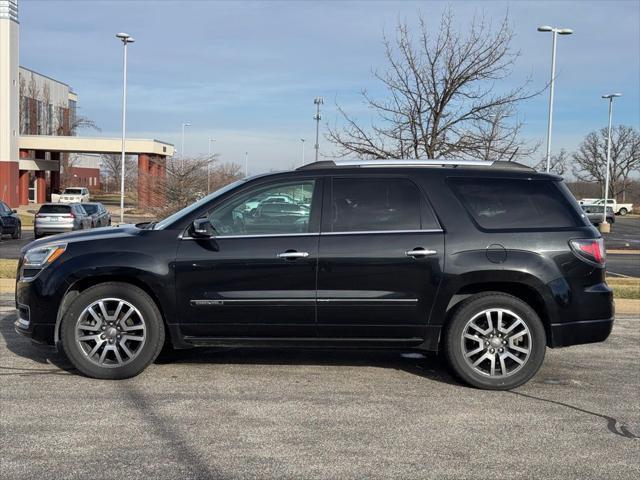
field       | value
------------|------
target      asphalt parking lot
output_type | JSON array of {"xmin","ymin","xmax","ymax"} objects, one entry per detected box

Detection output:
[{"xmin": 1, "ymin": 294, "xmax": 638, "ymax": 479}]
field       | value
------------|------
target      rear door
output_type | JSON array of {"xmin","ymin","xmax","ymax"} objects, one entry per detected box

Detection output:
[{"xmin": 317, "ymin": 175, "xmax": 444, "ymax": 342}]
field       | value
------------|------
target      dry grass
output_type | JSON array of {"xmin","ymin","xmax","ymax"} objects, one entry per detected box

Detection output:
[{"xmin": 0, "ymin": 259, "xmax": 18, "ymax": 279}]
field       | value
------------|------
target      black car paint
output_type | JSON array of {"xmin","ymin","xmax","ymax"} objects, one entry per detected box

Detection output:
[
  {"xmin": 0, "ymin": 201, "xmax": 21, "ymax": 237},
  {"xmin": 15, "ymin": 167, "xmax": 613, "ymax": 351}
]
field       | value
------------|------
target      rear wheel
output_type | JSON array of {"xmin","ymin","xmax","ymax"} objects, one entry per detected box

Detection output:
[
  {"xmin": 619, "ymin": 207, "xmax": 628, "ymax": 216},
  {"xmin": 60, "ymin": 282, "xmax": 165, "ymax": 379},
  {"xmin": 444, "ymin": 292, "xmax": 546, "ymax": 390}
]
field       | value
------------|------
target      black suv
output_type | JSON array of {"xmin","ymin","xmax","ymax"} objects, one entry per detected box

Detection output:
[{"xmin": 14, "ymin": 160, "xmax": 613, "ymax": 389}]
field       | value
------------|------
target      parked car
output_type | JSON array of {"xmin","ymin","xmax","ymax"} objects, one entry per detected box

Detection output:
[
  {"xmin": 0, "ymin": 200, "xmax": 21, "ymax": 239},
  {"xmin": 58, "ymin": 187, "xmax": 90, "ymax": 204},
  {"xmin": 589, "ymin": 198, "xmax": 633, "ymax": 216},
  {"xmin": 81, "ymin": 202, "xmax": 111, "ymax": 228},
  {"xmin": 582, "ymin": 205, "xmax": 615, "ymax": 226},
  {"xmin": 33, "ymin": 203, "xmax": 92, "ymax": 239},
  {"xmin": 15, "ymin": 160, "xmax": 613, "ymax": 389}
]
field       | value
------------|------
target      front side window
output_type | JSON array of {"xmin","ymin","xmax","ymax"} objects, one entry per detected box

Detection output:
[
  {"xmin": 330, "ymin": 178, "xmax": 429, "ymax": 232},
  {"xmin": 208, "ymin": 181, "xmax": 316, "ymax": 236}
]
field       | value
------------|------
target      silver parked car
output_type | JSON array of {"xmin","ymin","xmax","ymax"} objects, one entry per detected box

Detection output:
[
  {"xmin": 581, "ymin": 205, "xmax": 615, "ymax": 226},
  {"xmin": 34, "ymin": 203, "xmax": 92, "ymax": 239},
  {"xmin": 81, "ymin": 202, "xmax": 112, "ymax": 228}
]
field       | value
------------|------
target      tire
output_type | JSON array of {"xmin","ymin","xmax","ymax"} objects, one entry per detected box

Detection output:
[
  {"xmin": 444, "ymin": 292, "xmax": 546, "ymax": 390},
  {"xmin": 60, "ymin": 282, "xmax": 165, "ymax": 379},
  {"xmin": 12, "ymin": 222, "xmax": 21, "ymax": 239},
  {"xmin": 618, "ymin": 208, "xmax": 627, "ymax": 216},
  {"xmin": 34, "ymin": 230, "xmax": 42, "ymax": 239}
]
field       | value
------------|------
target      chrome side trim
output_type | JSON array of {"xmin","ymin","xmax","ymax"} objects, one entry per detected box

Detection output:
[
  {"xmin": 190, "ymin": 298, "xmax": 417, "ymax": 305},
  {"xmin": 321, "ymin": 229, "xmax": 443, "ymax": 235},
  {"xmin": 181, "ymin": 232, "xmax": 318, "ymax": 240},
  {"xmin": 317, "ymin": 298, "xmax": 418, "ymax": 303}
]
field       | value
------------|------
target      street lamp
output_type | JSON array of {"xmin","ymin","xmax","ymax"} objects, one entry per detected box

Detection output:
[
  {"xmin": 313, "ymin": 97, "xmax": 323, "ymax": 163},
  {"xmin": 300, "ymin": 138, "xmax": 306, "ymax": 166},
  {"xmin": 244, "ymin": 151, "xmax": 248, "ymax": 177},
  {"xmin": 600, "ymin": 93, "xmax": 622, "ymax": 232},
  {"xmin": 538, "ymin": 25, "xmax": 573, "ymax": 173},
  {"xmin": 181, "ymin": 122, "xmax": 191, "ymax": 168},
  {"xmin": 207, "ymin": 137, "xmax": 215, "ymax": 193},
  {"xmin": 116, "ymin": 32, "xmax": 134, "ymax": 224}
]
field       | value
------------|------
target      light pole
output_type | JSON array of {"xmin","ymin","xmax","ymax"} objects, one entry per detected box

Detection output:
[
  {"xmin": 207, "ymin": 137, "xmax": 215, "ymax": 193},
  {"xmin": 538, "ymin": 25, "xmax": 573, "ymax": 173},
  {"xmin": 244, "ymin": 151, "xmax": 248, "ymax": 177},
  {"xmin": 313, "ymin": 97, "xmax": 323, "ymax": 163},
  {"xmin": 116, "ymin": 32, "xmax": 134, "ymax": 224},
  {"xmin": 300, "ymin": 138, "xmax": 306, "ymax": 166},
  {"xmin": 600, "ymin": 93, "xmax": 622, "ymax": 231},
  {"xmin": 181, "ymin": 122, "xmax": 191, "ymax": 168}
]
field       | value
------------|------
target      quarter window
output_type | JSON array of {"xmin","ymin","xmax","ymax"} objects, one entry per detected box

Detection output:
[
  {"xmin": 330, "ymin": 178, "xmax": 431, "ymax": 232},
  {"xmin": 449, "ymin": 178, "xmax": 581, "ymax": 229},
  {"xmin": 208, "ymin": 181, "xmax": 316, "ymax": 236}
]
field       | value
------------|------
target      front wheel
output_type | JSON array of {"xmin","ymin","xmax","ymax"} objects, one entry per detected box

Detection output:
[
  {"xmin": 60, "ymin": 282, "xmax": 165, "ymax": 379},
  {"xmin": 444, "ymin": 292, "xmax": 546, "ymax": 390},
  {"xmin": 12, "ymin": 223, "xmax": 21, "ymax": 239}
]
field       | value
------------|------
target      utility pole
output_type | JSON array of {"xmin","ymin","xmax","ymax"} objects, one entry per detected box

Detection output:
[
  {"xmin": 300, "ymin": 138, "xmax": 305, "ymax": 166},
  {"xmin": 313, "ymin": 97, "xmax": 323, "ymax": 163},
  {"xmin": 116, "ymin": 32, "xmax": 134, "ymax": 224},
  {"xmin": 244, "ymin": 151, "xmax": 248, "ymax": 177},
  {"xmin": 600, "ymin": 93, "xmax": 622, "ymax": 232}
]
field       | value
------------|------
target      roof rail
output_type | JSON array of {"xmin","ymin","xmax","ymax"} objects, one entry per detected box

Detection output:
[{"xmin": 297, "ymin": 159, "xmax": 535, "ymax": 171}]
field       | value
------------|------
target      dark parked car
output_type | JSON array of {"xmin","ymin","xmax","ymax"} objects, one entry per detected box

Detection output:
[
  {"xmin": 81, "ymin": 202, "xmax": 111, "ymax": 228},
  {"xmin": 15, "ymin": 160, "xmax": 613, "ymax": 389},
  {"xmin": 581, "ymin": 204, "xmax": 615, "ymax": 226},
  {"xmin": 33, "ymin": 203, "xmax": 92, "ymax": 239},
  {"xmin": 0, "ymin": 201, "xmax": 21, "ymax": 239}
]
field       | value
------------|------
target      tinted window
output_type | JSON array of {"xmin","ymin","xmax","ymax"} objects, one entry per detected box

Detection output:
[
  {"xmin": 209, "ymin": 181, "xmax": 316, "ymax": 236},
  {"xmin": 39, "ymin": 204, "xmax": 71, "ymax": 214},
  {"xmin": 74, "ymin": 205, "xmax": 88, "ymax": 215},
  {"xmin": 83, "ymin": 204, "xmax": 99, "ymax": 214},
  {"xmin": 63, "ymin": 188, "xmax": 83, "ymax": 195},
  {"xmin": 330, "ymin": 178, "xmax": 429, "ymax": 232},
  {"xmin": 0, "ymin": 202, "xmax": 8, "ymax": 213},
  {"xmin": 450, "ymin": 178, "xmax": 580, "ymax": 229}
]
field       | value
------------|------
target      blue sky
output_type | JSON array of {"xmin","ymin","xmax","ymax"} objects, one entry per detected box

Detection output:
[{"xmin": 18, "ymin": 0, "xmax": 640, "ymax": 173}]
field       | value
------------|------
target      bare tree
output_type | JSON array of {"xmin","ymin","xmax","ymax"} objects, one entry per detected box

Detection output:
[
  {"xmin": 327, "ymin": 10, "xmax": 537, "ymax": 161},
  {"xmin": 100, "ymin": 154, "xmax": 137, "ymax": 193},
  {"xmin": 533, "ymin": 148, "xmax": 569, "ymax": 176},
  {"xmin": 573, "ymin": 125, "xmax": 640, "ymax": 200},
  {"xmin": 147, "ymin": 156, "xmax": 243, "ymax": 217}
]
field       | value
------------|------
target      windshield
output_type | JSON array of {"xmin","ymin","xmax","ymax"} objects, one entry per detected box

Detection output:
[
  {"xmin": 63, "ymin": 188, "xmax": 83, "ymax": 195},
  {"xmin": 155, "ymin": 178, "xmax": 248, "ymax": 230}
]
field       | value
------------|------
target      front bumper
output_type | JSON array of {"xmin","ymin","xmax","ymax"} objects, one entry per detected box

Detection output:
[{"xmin": 14, "ymin": 304, "xmax": 55, "ymax": 345}]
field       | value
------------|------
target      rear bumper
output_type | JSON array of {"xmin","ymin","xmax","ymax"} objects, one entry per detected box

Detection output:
[{"xmin": 548, "ymin": 318, "xmax": 614, "ymax": 348}]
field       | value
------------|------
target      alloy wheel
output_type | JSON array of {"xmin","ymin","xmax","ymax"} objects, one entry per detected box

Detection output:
[
  {"xmin": 75, "ymin": 298, "xmax": 147, "ymax": 367},
  {"xmin": 460, "ymin": 308, "xmax": 532, "ymax": 377}
]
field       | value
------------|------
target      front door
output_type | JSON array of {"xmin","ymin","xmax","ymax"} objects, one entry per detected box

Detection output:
[
  {"xmin": 317, "ymin": 176, "xmax": 444, "ymax": 342},
  {"xmin": 174, "ymin": 178, "xmax": 321, "ymax": 339}
]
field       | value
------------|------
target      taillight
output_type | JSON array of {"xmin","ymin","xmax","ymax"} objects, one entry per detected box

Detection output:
[{"xmin": 570, "ymin": 238, "xmax": 606, "ymax": 266}]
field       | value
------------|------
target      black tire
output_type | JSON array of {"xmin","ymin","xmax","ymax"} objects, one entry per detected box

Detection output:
[
  {"xmin": 34, "ymin": 230, "xmax": 42, "ymax": 239},
  {"xmin": 60, "ymin": 282, "xmax": 165, "ymax": 379},
  {"xmin": 618, "ymin": 207, "xmax": 627, "ymax": 216},
  {"xmin": 12, "ymin": 222, "xmax": 21, "ymax": 239},
  {"xmin": 444, "ymin": 292, "xmax": 546, "ymax": 390}
]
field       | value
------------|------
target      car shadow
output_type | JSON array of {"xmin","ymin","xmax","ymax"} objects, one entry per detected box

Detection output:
[
  {"xmin": 1, "ymin": 309, "xmax": 461, "ymax": 385},
  {"xmin": 156, "ymin": 345, "xmax": 462, "ymax": 386},
  {"xmin": 0, "ymin": 310, "xmax": 77, "ymax": 376}
]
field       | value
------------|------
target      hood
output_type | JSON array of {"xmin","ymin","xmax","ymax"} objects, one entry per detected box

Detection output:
[{"xmin": 21, "ymin": 224, "xmax": 140, "ymax": 255}]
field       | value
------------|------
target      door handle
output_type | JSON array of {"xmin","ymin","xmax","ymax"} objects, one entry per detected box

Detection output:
[
  {"xmin": 277, "ymin": 251, "xmax": 309, "ymax": 259},
  {"xmin": 405, "ymin": 248, "xmax": 437, "ymax": 258}
]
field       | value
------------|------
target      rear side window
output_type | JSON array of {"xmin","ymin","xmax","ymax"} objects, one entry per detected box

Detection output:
[
  {"xmin": 449, "ymin": 178, "xmax": 580, "ymax": 230},
  {"xmin": 39, "ymin": 205, "xmax": 71, "ymax": 214},
  {"xmin": 330, "ymin": 177, "xmax": 437, "ymax": 232}
]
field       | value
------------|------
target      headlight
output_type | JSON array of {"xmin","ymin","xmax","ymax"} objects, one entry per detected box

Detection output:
[{"xmin": 23, "ymin": 243, "xmax": 67, "ymax": 268}]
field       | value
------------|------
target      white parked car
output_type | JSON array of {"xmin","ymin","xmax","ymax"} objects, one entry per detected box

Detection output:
[
  {"xmin": 588, "ymin": 198, "xmax": 633, "ymax": 216},
  {"xmin": 58, "ymin": 187, "xmax": 90, "ymax": 204}
]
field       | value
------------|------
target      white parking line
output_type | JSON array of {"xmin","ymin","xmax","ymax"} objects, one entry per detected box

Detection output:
[{"xmin": 607, "ymin": 271, "xmax": 633, "ymax": 278}]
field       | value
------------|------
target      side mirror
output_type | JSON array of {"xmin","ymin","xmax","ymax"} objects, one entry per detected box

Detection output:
[
  {"xmin": 12, "ymin": 209, "xmax": 17, "ymax": 214},
  {"xmin": 192, "ymin": 218, "xmax": 215, "ymax": 238}
]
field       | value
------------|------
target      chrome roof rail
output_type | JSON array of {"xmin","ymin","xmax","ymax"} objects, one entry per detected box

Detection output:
[{"xmin": 335, "ymin": 159, "xmax": 494, "ymax": 168}]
